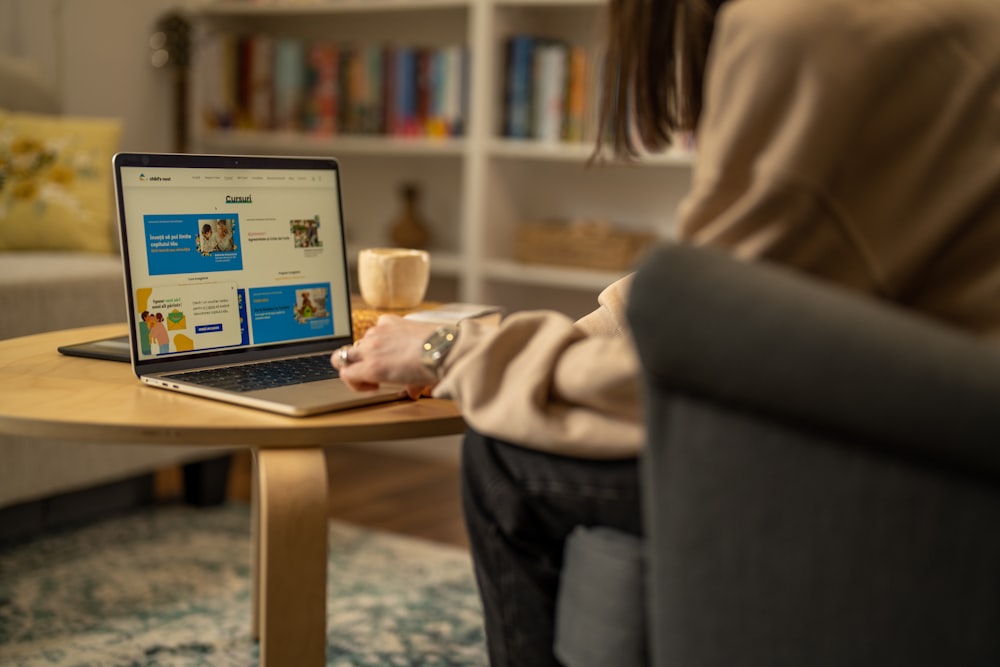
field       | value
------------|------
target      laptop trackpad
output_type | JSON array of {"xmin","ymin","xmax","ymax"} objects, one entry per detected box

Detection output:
[{"xmin": 248, "ymin": 379, "xmax": 406, "ymax": 415}]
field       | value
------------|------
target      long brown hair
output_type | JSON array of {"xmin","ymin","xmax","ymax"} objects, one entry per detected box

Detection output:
[{"xmin": 596, "ymin": 0, "xmax": 725, "ymax": 161}]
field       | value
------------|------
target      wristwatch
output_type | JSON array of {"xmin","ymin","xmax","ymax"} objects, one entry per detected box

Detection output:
[{"xmin": 420, "ymin": 325, "xmax": 458, "ymax": 380}]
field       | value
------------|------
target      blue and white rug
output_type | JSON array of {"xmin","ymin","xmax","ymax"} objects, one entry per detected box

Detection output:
[{"xmin": 0, "ymin": 504, "xmax": 487, "ymax": 666}]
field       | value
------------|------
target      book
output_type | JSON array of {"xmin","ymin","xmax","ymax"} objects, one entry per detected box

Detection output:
[
  {"xmin": 563, "ymin": 45, "xmax": 587, "ymax": 142},
  {"xmin": 210, "ymin": 34, "xmax": 469, "ymax": 141},
  {"xmin": 198, "ymin": 35, "xmax": 226, "ymax": 129},
  {"xmin": 533, "ymin": 41, "xmax": 568, "ymax": 143},
  {"xmin": 392, "ymin": 46, "xmax": 419, "ymax": 136},
  {"xmin": 273, "ymin": 38, "xmax": 305, "ymax": 131},
  {"xmin": 249, "ymin": 34, "xmax": 274, "ymax": 130},
  {"xmin": 441, "ymin": 44, "xmax": 466, "ymax": 137},
  {"xmin": 361, "ymin": 43, "xmax": 384, "ymax": 134},
  {"xmin": 503, "ymin": 35, "xmax": 535, "ymax": 139},
  {"xmin": 404, "ymin": 303, "xmax": 503, "ymax": 327},
  {"xmin": 426, "ymin": 49, "xmax": 445, "ymax": 137},
  {"xmin": 340, "ymin": 44, "xmax": 361, "ymax": 133},
  {"xmin": 415, "ymin": 47, "xmax": 432, "ymax": 135},
  {"xmin": 582, "ymin": 45, "xmax": 606, "ymax": 143},
  {"xmin": 305, "ymin": 42, "xmax": 339, "ymax": 135},
  {"xmin": 381, "ymin": 44, "xmax": 396, "ymax": 135},
  {"xmin": 234, "ymin": 35, "xmax": 254, "ymax": 128}
]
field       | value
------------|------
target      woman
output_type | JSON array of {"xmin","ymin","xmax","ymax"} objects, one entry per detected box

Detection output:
[
  {"xmin": 333, "ymin": 0, "xmax": 1000, "ymax": 664},
  {"xmin": 215, "ymin": 219, "xmax": 235, "ymax": 252},
  {"xmin": 147, "ymin": 312, "xmax": 170, "ymax": 356}
]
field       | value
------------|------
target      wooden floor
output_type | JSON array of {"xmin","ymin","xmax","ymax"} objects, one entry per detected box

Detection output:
[{"xmin": 159, "ymin": 446, "xmax": 469, "ymax": 549}]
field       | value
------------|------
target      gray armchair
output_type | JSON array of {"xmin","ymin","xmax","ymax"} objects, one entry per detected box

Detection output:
[{"xmin": 556, "ymin": 244, "xmax": 1000, "ymax": 667}]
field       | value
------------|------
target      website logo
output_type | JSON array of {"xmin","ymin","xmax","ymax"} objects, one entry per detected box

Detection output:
[{"xmin": 226, "ymin": 195, "xmax": 253, "ymax": 204}]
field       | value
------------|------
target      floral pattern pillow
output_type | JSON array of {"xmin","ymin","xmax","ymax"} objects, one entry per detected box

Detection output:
[{"xmin": 0, "ymin": 110, "xmax": 121, "ymax": 253}]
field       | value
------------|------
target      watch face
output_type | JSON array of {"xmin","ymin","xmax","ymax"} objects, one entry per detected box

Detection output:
[{"xmin": 421, "ymin": 326, "xmax": 458, "ymax": 377}]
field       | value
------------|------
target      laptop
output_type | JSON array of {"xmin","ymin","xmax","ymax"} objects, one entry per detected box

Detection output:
[{"xmin": 112, "ymin": 152, "xmax": 406, "ymax": 416}]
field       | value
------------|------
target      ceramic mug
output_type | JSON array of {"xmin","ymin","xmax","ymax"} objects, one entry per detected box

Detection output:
[{"xmin": 357, "ymin": 247, "xmax": 430, "ymax": 309}]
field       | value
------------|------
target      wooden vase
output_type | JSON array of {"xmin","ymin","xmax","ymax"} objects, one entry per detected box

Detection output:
[{"xmin": 389, "ymin": 183, "xmax": 431, "ymax": 249}]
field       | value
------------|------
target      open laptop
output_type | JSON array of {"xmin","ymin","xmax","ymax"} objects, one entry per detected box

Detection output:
[{"xmin": 112, "ymin": 152, "xmax": 406, "ymax": 416}]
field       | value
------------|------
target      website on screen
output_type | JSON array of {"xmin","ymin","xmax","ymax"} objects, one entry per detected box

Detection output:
[{"xmin": 119, "ymin": 166, "xmax": 350, "ymax": 361}]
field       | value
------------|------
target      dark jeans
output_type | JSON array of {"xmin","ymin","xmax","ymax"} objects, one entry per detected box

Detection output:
[{"xmin": 461, "ymin": 428, "xmax": 642, "ymax": 667}]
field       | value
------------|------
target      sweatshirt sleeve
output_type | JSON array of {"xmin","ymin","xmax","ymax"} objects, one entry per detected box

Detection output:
[{"xmin": 432, "ymin": 276, "xmax": 644, "ymax": 459}]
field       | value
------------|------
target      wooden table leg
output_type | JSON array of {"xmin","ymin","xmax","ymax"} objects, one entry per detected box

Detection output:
[
  {"xmin": 252, "ymin": 447, "xmax": 329, "ymax": 666},
  {"xmin": 250, "ymin": 451, "xmax": 261, "ymax": 641}
]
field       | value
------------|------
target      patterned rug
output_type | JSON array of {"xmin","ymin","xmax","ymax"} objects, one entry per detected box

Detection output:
[{"xmin": 0, "ymin": 504, "xmax": 487, "ymax": 666}]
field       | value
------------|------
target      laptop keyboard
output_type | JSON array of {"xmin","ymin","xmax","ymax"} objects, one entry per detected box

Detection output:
[{"xmin": 162, "ymin": 355, "xmax": 338, "ymax": 393}]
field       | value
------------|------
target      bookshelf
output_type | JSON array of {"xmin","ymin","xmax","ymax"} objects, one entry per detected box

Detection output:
[{"xmin": 188, "ymin": 0, "xmax": 694, "ymax": 319}]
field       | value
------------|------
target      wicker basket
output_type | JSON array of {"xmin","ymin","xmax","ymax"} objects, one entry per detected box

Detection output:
[
  {"xmin": 351, "ymin": 298, "xmax": 442, "ymax": 341},
  {"xmin": 514, "ymin": 219, "xmax": 657, "ymax": 271}
]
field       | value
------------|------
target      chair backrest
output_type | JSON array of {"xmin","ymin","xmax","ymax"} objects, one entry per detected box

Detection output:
[
  {"xmin": 627, "ymin": 243, "xmax": 1000, "ymax": 475},
  {"xmin": 0, "ymin": 55, "xmax": 60, "ymax": 113}
]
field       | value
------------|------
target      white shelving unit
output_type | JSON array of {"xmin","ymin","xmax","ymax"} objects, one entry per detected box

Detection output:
[{"xmin": 188, "ymin": 0, "xmax": 693, "ymax": 319}]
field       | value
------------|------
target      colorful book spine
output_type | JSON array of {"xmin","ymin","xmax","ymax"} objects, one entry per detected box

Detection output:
[
  {"xmin": 393, "ymin": 46, "xmax": 418, "ymax": 136},
  {"xmin": 219, "ymin": 34, "xmax": 238, "ymax": 128},
  {"xmin": 499, "ymin": 34, "xmax": 605, "ymax": 143},
  {"xmin": 441, "ymin": 45, "xmax": 465, "ymax": 137},
  {"xmin": 381, "ymin": 44, "xmax": 396, "ymax": 135},
  {"xmin": 213, "ymin": 34, "xmax": 468, "ymax": 140},
  {"xmin": 234, "ymin": 35, "xmax": 254, "ymax": 128},
  {"xmin": 273, "ymin": 38, "xmax": 305, "ymax": 131},
  {"xmin": 504, "ymin": 35, "xmax": 535, "ymax": 139},
  {"xmin": 305, "ymin": 43, "xmax": 339, "ymax": 135},
  {"xmin": 533, "ymin": 41, "xmax": 567, "ymax": 143},
  {"xmin": 415, "ymin": 48, "xmax": 432, "ymax": 135},
  {"xmin": 582, "ymin": 46, "xmax": 606, "ymax": 143},
  {"xmin": 249, "ymin": 35, "xmax": 274, "ymax": 130},
  {"xmin": 563, "ymin": 45, "xmax": 587, "ymax": 143},
  {"xmin": 198, "ymin": 34, "xmax": 228, "ymax": 129},
  {"xmin": 339, "ymin": 45, "xmax": 361, "ymax": 133},
  {"xmin": 426, "ymin": 49, "xmax": 447, "ymax": 137},
  {"xmin": 348, "ymin": 43, "xmax": 378, "ymax": 134}
]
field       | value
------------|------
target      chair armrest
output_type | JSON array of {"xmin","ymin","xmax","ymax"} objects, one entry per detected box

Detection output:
[{"xmin": 626, "ymin": 244, "xmax": 1000, "ymax": 476}]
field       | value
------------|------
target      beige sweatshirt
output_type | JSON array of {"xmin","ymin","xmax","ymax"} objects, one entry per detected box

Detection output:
[{"xmin": 434, "ymin": 0, "xmax": 1000, "ymax": 458}]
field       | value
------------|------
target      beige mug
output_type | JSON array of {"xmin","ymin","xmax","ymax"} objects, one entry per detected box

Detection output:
[{"xmin": 357, "ymin": 247, "xmax": 430, "ymax": 309}]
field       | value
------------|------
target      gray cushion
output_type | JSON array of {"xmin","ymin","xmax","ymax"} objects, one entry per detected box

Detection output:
[
  {"xmin": 555, "ymin": 526, "xmax": 648, "ymax": 667},
  {"xmin": 0, "ymin": 252, "xmax": 124, "ymax": 339},
  {"xmin": 0, "ymin": 55, "xmax": 60, "ymax": 113}
]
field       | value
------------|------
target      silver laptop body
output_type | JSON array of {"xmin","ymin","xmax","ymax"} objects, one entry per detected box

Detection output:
[{"xmin": 112, "ymin": 152, "xmax": 404, "ymax": 416}]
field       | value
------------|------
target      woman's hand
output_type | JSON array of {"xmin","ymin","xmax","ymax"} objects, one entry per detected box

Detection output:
[{"xmin": 331, "ymin": 315, "xmax": 440, "ymax": 399}]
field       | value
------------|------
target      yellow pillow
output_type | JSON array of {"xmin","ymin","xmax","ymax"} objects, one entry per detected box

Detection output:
[{"xmin": 0, "ymin": 110, "xmax": 122, "ymax": 253}]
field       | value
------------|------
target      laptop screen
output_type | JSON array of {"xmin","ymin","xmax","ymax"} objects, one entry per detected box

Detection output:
[{"xmin": 113, "ymin": 153, "xmax": 353, "ymax": 368}]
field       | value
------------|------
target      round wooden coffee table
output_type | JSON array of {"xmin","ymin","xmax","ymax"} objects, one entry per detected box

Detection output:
[{"xmin": 0, "ymin": 323, "xmax": 466, "ymax": 667}]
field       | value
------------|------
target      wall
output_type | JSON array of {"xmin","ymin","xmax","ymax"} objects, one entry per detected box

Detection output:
[{"xmin": 0, "ymin": 0, "xmax": 190, "ymax": 152}]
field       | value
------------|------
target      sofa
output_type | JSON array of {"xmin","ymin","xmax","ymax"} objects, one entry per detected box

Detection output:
[
  {"xmin": 0, "ymin": 55, "xmax": 229, "ymax": 540},
  {"xmin": 555, "ymin": 244, "xmax": 1000, "ymax": 667}
]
